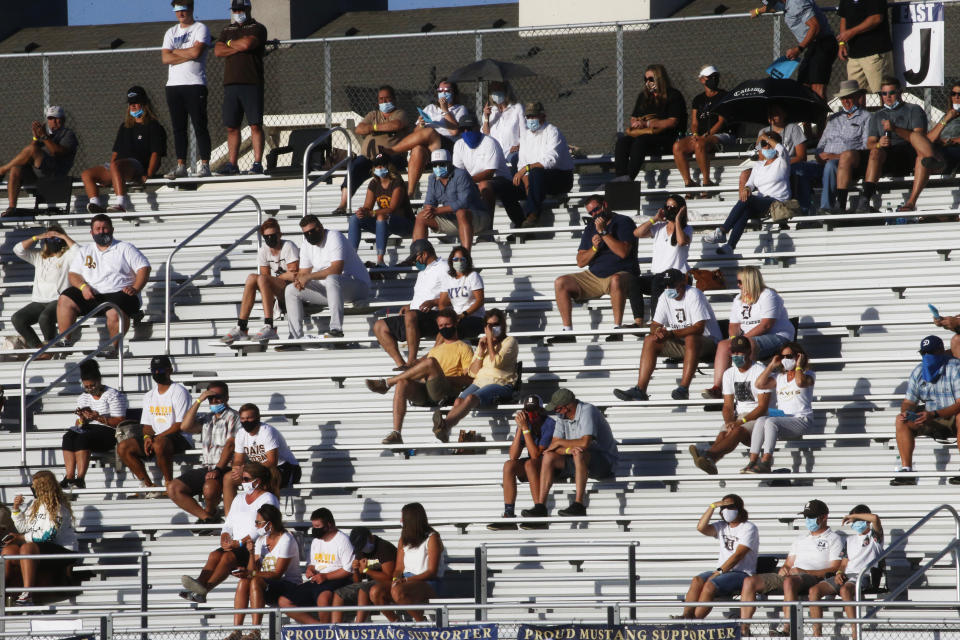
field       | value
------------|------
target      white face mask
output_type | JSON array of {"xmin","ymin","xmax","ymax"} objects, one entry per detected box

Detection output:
[
  {"xmin": 255, "ymin": 525, "xmax": 268, "ymax": 537},
  {"xmin": 953, "ymin": 103, "xmax": 960, "ymax": 112},
  {"xmin": 242, "ymin": 481, "xmax": 255, "ymax": 495},
  {"xmin": 231, "ymin": 11, "xmax": 247, "ymax": 23},
  {"xmin": 721, "ymin": 508, "xmax": 739, "ymax": 523},
  {"xmin": 781, "ymin": 357, "xmax": 797, "ymax": 370}
]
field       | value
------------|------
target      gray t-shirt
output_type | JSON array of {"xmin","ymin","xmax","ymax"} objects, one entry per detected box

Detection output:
[
  {"xmin": 760, "ymin": 123, "xmax": 806, "ymax": 158},
  {"xmin": 552, "ymin": 401, "xmax": 620, "ymax": 468},
  {"xmin": 867, "ymin": 102, "xmax": 928, "ymax": 146},
  {"xmin": 47, "ymin": 127, "xmax": 79, "ymax": 176},
  {"xmin": 766, "ymin": 0, "xmax": 833, "ymax": 43},
  {"xmin": 939, "ymin": 113, "xmax": 960, "ymax": 141}
]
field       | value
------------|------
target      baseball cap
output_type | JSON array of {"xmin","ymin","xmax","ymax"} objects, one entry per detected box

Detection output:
[
  {"xmin": 458, "ymin": 113, "xmax": 479, "ymax": 129},
  {"xmin": 231, "ymin": 0, "xmax": 252, "ymax": 8},
  {"xmin": 126, "ymin": 85, "xmax": 148, "ymax": 104},
  {"xmin": 919, "ymin": 335, "xmax": 944, "ymax": 354},
  {"xmin": 524, "ymin": 101, "xmax": 544, "ymax": 117},
  {"xmin": 406, "ymin": 238, "xmax": 434, "ymax": 261},
  {"xmin": 150, "ymin": 354, "xmax": 173, "ymax": 372},
  {"xmin": 544, "ymin": 388, "xmax": 576, "ymax": 412},
  {"xmin": 833, "ymin": 79, "xmax": 865, "ymax": 100},
  {"xmin": 730, "ymin": 335, "xmax": 751, "ymax": 353},
  {"xmin": 659, "ymin": 268, "xmax": 685, "ymax": 288},
  {"xmin": 45, "ymin": 105, "xmax": 65, "ymax": 119},
  {"xmin": 372, "ymin": 153, "xmax": 389, "ymax": 167},
  {"xmin": 348, "ymin": 526, "xmax": 372, "ymax": 551},
  {"xmin": 522, "ymin": 394, "xmax": 544, "ymax": 412},
  {"xmin": 699, "ymin": 65, "xmax": 719, "ymax": 77},
  {"xmin": 429, "ymin": 149, "xmax": 450, "ymax": 165},
  {"xmin": 172, "ymin": 3, "xmax": 191, "ymax": 11},
  {"xmin": 800, "ymin": 499, "xmax": 829, "ymax": 518}
]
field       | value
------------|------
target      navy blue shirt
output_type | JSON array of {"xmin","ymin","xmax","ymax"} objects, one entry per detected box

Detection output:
[{"xmin": 578, "ymin": 213, "xmax": 639, "ymax": 278}]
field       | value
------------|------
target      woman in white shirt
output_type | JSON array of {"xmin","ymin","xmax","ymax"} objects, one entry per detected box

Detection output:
[
  {"xmin": 633, "ymin": 193, "xmax": 691, "ymax": 321},
  {"xmin": 482, "ymin": 81, "xmax": 523, "ymax": 170},
  {"xmin": 228, "ymin": 504, "xmax": 300, "ymax": 640},
  {"xmin": 703, "ymin": 130, "xmax": 790, "ymax": 253},
  {"xmin": 11, "ymin": 224, "xmax": 78, "ymax": 350},
  {"xmin": 747, "ymin": 342, "xmax": 815, "ymax": 473},
  {"xmin": 437, "ymin": 246, "xmax": 485, "ymax": 338},
  {"xmin": 6, "ymin": 470, "xmax": 78, "ymax": 606}
]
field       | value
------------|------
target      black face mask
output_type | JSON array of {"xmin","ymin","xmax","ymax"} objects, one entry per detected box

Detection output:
[
  {"xmin": 664, "ymin": 206, "xmax": 679, "ymax": 222},
  {"xmin": 151, "ymin": 371, "xmax": 171, "ymax": 385},
  {"xmin": 263, "ymin": 234, "xmax": 280, "ymax": 248},
  {"xmin": 704, "ymin": 75, "xmax": 720, "ymax": 91},
  {"xmin": 438, "ymin": 326, "xmax": 457, "ymax": 339},
  {"xmin": 240, "ymin": 420, "xmax": 260, "ymax": 434},
  {"xmin": 92, "ymin": 232, "xmax": 113, "ymax": 247},
  {"xmin": 304, "ymin": 229, "xmax": 324, "ymax": 245},
  {"xmin": 43, "ymin": 238, "xmax": 66, "ymax": 253},
  {"xmin": 311, "ymin": 527, "xmax": 327, "ymax": 539}
]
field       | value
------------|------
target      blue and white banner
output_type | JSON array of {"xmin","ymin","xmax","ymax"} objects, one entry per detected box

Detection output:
[
  {"xmin": 282, "ymin": 624, "xmax": 498, "ymax": 640},
  {"xmin": 517, "ymin": 623, "xmax": 740, "ymax": 640},
  {"xmin": 891, "ymin": 2, "xmax": 944, "ymax": 87}
]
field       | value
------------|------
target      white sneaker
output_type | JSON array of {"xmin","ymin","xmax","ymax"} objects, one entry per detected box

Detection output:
[
  {"xmin": 196, "ymin": 163, "xmax": 212, "ymax": 178},
  {"xmin": 703, "ymin": 227, "xmax": 726, "ymax": 244},
  {"xmin": 165, "ymin": 165, "xmax": 188, "ymax": 179},
  {"xmin": 219, "ymin": 325, "xmax": 248, "ymax": 344},
  {"xmin": 254, "ymin": 325, "xmax": 278, "ymax": 342}
]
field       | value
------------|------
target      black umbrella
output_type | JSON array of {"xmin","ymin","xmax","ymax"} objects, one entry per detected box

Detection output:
[
  {"xmin": 447, "ymin": 58, "xmax": 537, "ymax": 83},
  {"xmin": 713, "ymin": 77, "xmax": 828, "ymax": 124}
]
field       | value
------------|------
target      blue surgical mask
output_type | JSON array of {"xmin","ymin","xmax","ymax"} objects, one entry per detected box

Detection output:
[
  {"xmin": 231, "ymin": 11, "xmax": 246, "ymax": 23},
  {"xmin": 414, "ymin": 261, "xmax": 427, "ymax": 271},
  {"xmin": 373, "ymin": 167, "xmax": 389, "ymax": 178},
  {"xmin": 805, "ymin": 517, "xmax": 821, "ymax": 532},
  {"xmin": 378, "ymin": 102, "xmax": 394, "ymax": 113},
  {"xmin": 921, "ymin": 353, "xmax": 950, "ymax": 383},
  {"xmin": 490, "ymin": 92, "xmax": 506, "ymax": 104},
  {"xmin": 526, "ymin": 118, "xmax": 541, "ymax": 132},
  {"xmin": 437, "ymin": 91, "xmax": 452, "ymax": 102},
  {"xmin": 462, "ymin": 130, "xmax": 483, "ymax": 149},
  {"xmin": 843, "ymin": 105, "xmax": 859, "ymax": 114},
  {"xmin": 209, "ymin": 403, "xmax": 226, "ymax": 414},
  {"xmin": 129, "ymin": 108, "xmax": 144, "ymax": 119},
  {"xmin": 432, "ymin": 165, "xmax": 449, "ymax": 179},
  {"xmin": 761, "ymin": 148, "xmax": 777, "ymax": 159},
  {"xmin": 665, "ymin": 288, "xmax": 679, "ymax": 299},
  {"xmin": 851, "ymin": 520, "xmax": 869, "ymax": 534},
  {"xmin": 731, "ymin": 354, "xmax": 747, "ymax": 368},
  {"xmin": 884, "ymin": 101, "xmax": 900, "ymax": 110}
]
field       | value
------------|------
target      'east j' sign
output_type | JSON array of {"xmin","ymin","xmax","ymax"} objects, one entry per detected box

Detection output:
[{"xmin": 892, "ymin": 2, "xmax": 944, "ymax": 87}]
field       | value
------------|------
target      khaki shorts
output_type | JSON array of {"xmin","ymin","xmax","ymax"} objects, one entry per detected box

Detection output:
[
  {"xmin": 753, "ymin": 571, "xmax": 822, "ymax": 595},
  {"xmin": 847, "ymin": 52, "xmax": 893, "ymax": 93},
  {"xmin": 659, "ymin": 335, "xmax": 718, "ymax": 360},
  {"xmin": 566, "ymin": 269, "xmax": 637, "ymax": 303},
  {"xmin": 407, "ymin": 376, "xmax": 460, "ymax": 407},
  {"xmin": 434, "ymin": 209, "xmax": 492, "ymax": 235}
]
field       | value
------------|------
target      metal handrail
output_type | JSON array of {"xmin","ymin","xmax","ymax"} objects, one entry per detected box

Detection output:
[
  {"xmin": 163, "ymin": 195, "xmax": 263, "ymax": 354},
  {"xmin": 302, "ymin": 126, "xmax": 353, "ymax": 218},
  {"xmin": 19, "ymin": 301, "xmax": 127, "ymax": 466}
]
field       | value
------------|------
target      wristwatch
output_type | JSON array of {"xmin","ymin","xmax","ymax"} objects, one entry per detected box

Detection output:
[{"xmin": 716, "ymin": 567, "xmax": 724, "ymax": 573}]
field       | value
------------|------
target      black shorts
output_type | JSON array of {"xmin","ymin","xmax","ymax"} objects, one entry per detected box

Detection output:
[
  {"xmin": 35, "ymin": 541, "xmax": 78, "ymax": 575},
  {"xmin": 62, "ymin": 424, "xmax": 116, "ymax": 453},
  {"xmin": 60, "ymin": 288, "xmax": 141, "ymax": 318},
  {"xmin": 382, "ymin": 309, "xmax": 440, "ymax": 343},
  {"xmin": 278, "ymin": 463, "xmax": 302, "ymax": 488},
  {"xmin": 882, "ymin": 144, "xmax": 918, "ymax": 175},
  {"xmin": 457, "ymin": 315, "xmax": 485, "ymax": 339},
  {"xmin": 177, "ymin": 466, "xmax": 228, "ymax": 496},
  {"xmin": 285, "ymin": 577, "xmax": 353, "ymax": 606},
  {"xmin": 797, "ymin": 35, "xmax": 838, "ymax": 86},
  {"xmin": 559, "ymin": 452, "xmax": 614, "ymax": 480},
  {"xmin": 223, "ymin": 84, "xmax": 264, "ymax": 128},
  {"xmin": 334, "ymin": 580, "xmax": 376, "ymax": 604},
  {"xmin": 135, "ymin": 431, "xmax": 191, "ymax": 458},
  {"xmin": 219, "ymin": 545, "xmax": 250, "ymax": 567},
  {"xmin": 264, "ymin": 578, "xmax": 301, "ymax": 606},
  {"xmin": 439, "ymin": 136, "xmax": 457, "ymax": 153}
]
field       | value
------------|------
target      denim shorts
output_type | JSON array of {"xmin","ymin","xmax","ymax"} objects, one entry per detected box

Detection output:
[
  {"xmin": 752, "ymin": 333, "xmax": 789, "ymax": 359},
  {"xmin": 696, "ymin": 569, "xmax": 750, "ymax": 597},
  {"xmin": 458, "ymin": 383, "xmax": 513, "ymax": 406}
]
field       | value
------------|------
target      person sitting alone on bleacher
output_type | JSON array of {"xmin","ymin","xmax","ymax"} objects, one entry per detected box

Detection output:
[
  {"xmin": 740, "ymin": 499, "xmax": 843, "ymax": 637},
  {"xmin": 815, "ymin": 80, "xmax": 869, "ymax": 214},
  {"xmin": 118, "ymin": 355, "xmax": 193, "ymax": 495},
  {"xmin": 283, "ymin": 215, "xmax": 371, "ymax": 343},
  {"xmin": 333, "ymin": 85, "xmax": 411, "ymax": 215},
  {"xmin": 220, "ymin": 218, "xmax": 299, "ymax": 345},
  {"xmin": 891, "ymin": 335, "xmax": 960, "ymax": 486},
  {"xmin": 371, "ymin": 502, "xmax": 446, "ymax": 622},
  {"xmin": 332, "ymin": 526, "xmax": 398, "ymax": 623},
  {"xmin": 0, "ymin": 105, "xmax": 78, "ymax": 217},
  {"xmin": 167, "ymin": 380, "xmax": 240, "ymax": 529},
  {"xmin": 12, "ymin": 224, "xmax": 78, "ymax": 352},
  {"xmin": 228, "ymin": 503, "xmax": 299, "ymax": 640},
  {"xmin": 520, "ymin": 388, "xmax": 619, "ymax": 524},
  {"xmin": 82, "ymin": 85, "xmax": 165, "ymax": 214},
  {"xmin": 614, "ymin": 64, "xmax": 686, "ymax": 182},
  {"xmin": 551, "ymin": 195, "xmax": 640, "ymax": 343},
  {"xmin": 704, "ymin": 266, "xmax": 794, "ymax": 399},
  {"xmin": 808, "ymin": 504, "xmax": 883, "ymax": 639},
  {"xmin": 932, "ymin": 309, "xmax": 960, "ymax": 358},
  {"xmin": 488, "ymin": 394, "xmax": 556, "ymax": 531},
  {"xmin": 437, "ymin": 245, "xmax": 485, "ymax": 339},
  {"xmin": 703, "ymin": 130, "xmax": 791, "ymax": 254},
  {"xmin": 223, "ymin": 403, "xmax": 300, "ymax": 516},
  {"xmin": 432, "ymin": 308, "xmax": 518, "ymax": 443},
  {"xmin": 61, "ymin": 359, "xmax": 128, "ymax": 489},
  {"xmin": 367, "ymin": 309, "xmax": 474, "ymax": 446},
  {"xmin": 412, "ymin": 149, "xmax": 489, "ymax": 251},
  {"xmin": 4, "ymin": 470, "xmax": 78, "ymax": 607},
  {"xmin": 373, "ymin": 239, "xmax": 447, "ymax": 370},
  {"xmin": 347, "ymin": 154, "xmax": 414, "ymax": 269},
  {"xmin": 513, "ymin": 102, "xmax": 575, "ymax": 228},
  {"xmin": 689, "ymin": 336, "xmax": 772, "ymax": 474},
  {"xmin": 746, "ymin": 341, "xmax": 815, "ymax": 473},
  {"xmin": 631, "ymin": 193, "xmax": 691, "ymax": 327},
  {"xmin": 179, "ymin": 461, "xmax": 280, "ymax": 603},
  {"xmin": 57, "ymin": 213, "xmax": 151, "ymax": 351},
  {"xmin": 858, "ymin": 76, "xmax": 941, "ymax": 214},
  {"xmin": 679, "ymin": 494, "xmax": 759, "ymax": 619},
  {"xmin": 614, "ymin": 268, "xmax": 722, "ymax": 402},
  {"xmin": 673, "ymin": 66, "xmax": 734, "ymax": 196},
  {"xmin": 453, "ymin": 113, "xmax": 524, "ymax": 225},
  {"xmin": 279, "ymin": 507, "xmax": 355, "ymax": 624},
  {"xmin": 482, "ymin": 81, "xmax": 524, "ymax": 171},
  {"xmin": 926, "ymin": 83, "xmax": 960, "ymax": 174}
]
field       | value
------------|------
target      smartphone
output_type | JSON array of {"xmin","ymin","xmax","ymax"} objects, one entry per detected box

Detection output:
[
  {"xmin": 928, "ymin": 303, "xmax": 941, "ymax": 319},
  {"xmin": 1, "ymin": 534, "xmax": 14, "ymax": 545},
  {"xmin": 904, "ymin": 411, "xmax": 920, "ymax": 422}
]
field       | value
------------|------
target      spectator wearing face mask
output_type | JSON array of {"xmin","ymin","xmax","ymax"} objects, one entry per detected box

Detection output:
[
  {"xmin": 631, "ymin": 193, "xmax": 691, "ymax": 325},
  {"xmin": 815, "ymin": 80, "xmax": 869, "ymax": 213},
  {"xmin": 482, "ymin": 81, "xmax": 523, "ymax": 171},
  {"xmin": 926, "ymin": 83, "xmax": 960, "ymax": 173},
  {"xmin": 437, "ymin": 246, "xmax": 485, "ymax": 339},
  {"xmin": 615, "ymin": 64, "xmax": 686, "ymax": 182},
  {"xmin": 223, "ymin": 403, "xmax": 300, "ymax": 516},
  {"xmin": 221, "ymin": 218, "xmax": 299, "ymax": 345},
  {"xmin": 12, "ymin": 224, "xmax": 79, "ymax": 351},
  {"xmin": 678, "ymin": 494, "xmax": 759, "ymax": 620},
  {"xmin": 347, "ymin": 155, "xmax": 414, "ymax": 269},
  {"xmin": 673, "ymin": 66, "xmax": 735, "ymax": 196},
  {"xmin": 412, "ymin": 149, "xmax": 489, "ymax": 251},
  {"xmin": 513, "ymin": 102, "xmax": 574, "ymax": 227},
  {"xmin": 453, "ymin": 113, "xmax": 524, "ymax": 225},
  {"xmin": 332, "ymin": 527, "xmax": 398, "ymax": 623}
]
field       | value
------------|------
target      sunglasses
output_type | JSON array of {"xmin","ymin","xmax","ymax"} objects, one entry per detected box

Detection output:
[
  {"xmin": 586, "ymin": 205, "xmax": 603, "ymax": 216},
  {"xmin": 451, "ymin": 257, "xmax": 465, "ymax": 262},
  {"xmin": 262, "ymin": 233, "xmax": 277, "ymax": 240},
  {"xmin": 951, "ymin": 91, "xmax": 960, "ymax": 97},
  {"xmin": 207, "ymin": 395, "xmax": 224, "ymax": 402},
  {"xmin": 759, "ymin": 142, "xmax": 771, "ymax": 148},
  {"xmin": 879, "ymin": 91, "xmax": 899, "ymax": 96},
  {"xmin": 254, "ymin": 519, "xmax": 266, "ymax": 526},
  {"xmin": 644, "ymin": 76, "xmax": 656, "ymax": 82}
]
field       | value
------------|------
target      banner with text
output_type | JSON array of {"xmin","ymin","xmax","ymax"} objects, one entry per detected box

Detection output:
[
  {"xmin": 282, "ymin": 624, "xmax": 498, "ymax": 640},
  {"xmin": 892, "ymin": 2, "xmax": 944, "ymax": 87},
  {"xmin": 517, "ymin": 623, "xmax": 740, "ymax": 640}
]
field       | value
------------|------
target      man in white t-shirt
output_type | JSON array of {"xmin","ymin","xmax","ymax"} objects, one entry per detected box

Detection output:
[
  {"xmin": 283, "ymin": 215, "xmax": 370, "ymax": 344},
  {"xmin": 740, "ymin": 499, "xmax": 844, "ymax": 636},
  {"xmin": 614, "ymin": 268, "xmax": 721, "ymax": 403},
  {"xmin": 373, "ymin": 239, "xmax": 447, "ymax": 369},
  {"xmin": 118, "ymin": 355, "xmax": 193, "ymax": 495},
  {"xmin": 690, "ymin": 336, "xmax": 771, "ymax": 474},
  {"xmin": 279, "ymin": 507, "xmax": 355, "ymax": 624},
  {"xmin": 453, "ymin": 114, "xmax": 523, "ymax": 224},
  {"xmin": 222, "ymin": 403, "xmax": 300, "ymax": 514},
  {"xmin": 161, "ymin": 1, "xmax": 212, "ymax": 179}
]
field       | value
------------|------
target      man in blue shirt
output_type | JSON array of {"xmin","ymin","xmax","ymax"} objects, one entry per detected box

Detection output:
[
  {"xmin": 551, "ymin": 195, "xmax": 639, "ymax": 343},
  {"xmin": 411, "ymin": 149, "xmax": 489, "ymax": 251}
]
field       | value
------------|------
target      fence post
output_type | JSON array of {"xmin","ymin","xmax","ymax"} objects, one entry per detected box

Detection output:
[
  {"xmin": 606, "ymin": 605, "xmax": 621, "ymax": 626},
  {"xmin": 105, "ymin": 613, "xmax": 114, "ymax": 640},
  {"xmin": 790, "ymin": 601, "xmax": 804, "ymax": 640},
  {"xmin": 924, "ymin": 87, "xmax": 932, "ymax": 120},
  {"xmin": 42, "ymin": 54, "xmax": 51, "ymax": 110},
  {"xmin": 269, "ymin": 609, "xmax": 278, "ymax": 640},
  {"xmin": 616, "ymin": 24, "xmax": 624, "ymax": 134},
  {"xmin": 100, "ymin": 615, "xmax": 110, "ymax": 640},
  {"xmin": 474, "ymin": 545, "xmax": 488, "ymax": 621},
  {"xmin": 140, "ymin": 552, "xmax": 149, "ymax": 640},
  {"xmin": 324, "ymin": 40, "xmax": 333, "ymax": 128},
  {"xmin": 773, "ymin": 15, "xmax": 781, "ymax": 59},
  {"xmin": 437, "ymin": 606, "xmax": 449, "ymax": 627},
  {"xmin": 475, "ymin": 33, "xmax": 484, "ymax": 116},
  {"xmin": 627, "ymin": 542, "xmax": 637, "ymax": 619},
  {"xmin": 0, "ymin": 556, "xmax": 6, "ymax": 633}
]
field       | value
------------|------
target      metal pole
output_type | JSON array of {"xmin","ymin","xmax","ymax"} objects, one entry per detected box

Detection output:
[
  {"xmin": 100, "ymin": 615, "xmax": 109, "ymax": 640},
  {"xmin": 0, "ymin": 557, "xmax": 5, "ymax": 633},
  {"xmin": 773, "ymin": 15, "xmax": 781, "ymax": 59},
  {"xmin": 140, "ymin": 552, "xmax": 149, "ymax": 640},
  {"xmin": 616, "ymin": 25, "xmax": 624, "ymax": 134},
  {"xmin": 475, "ymin": 33, "xmax": 484, "ymax": 117},
  {"xmin": 791, "ymin": 601, "xmax": 804, "ymax": 640},
  {"xmin": 473, "ymin": 546, "xmax": 483, "ymax": 621},
  {"xmin": 479, "ymin": 544, "xmax": 488, "ymax": 621},
  {"xmin": 924, "ymin": 87, "xmax": 933, "ymax": 120},
  {"xmin": 117, "ymin": 330, "xmax": 124, "ymax": 393},
  {"xmin": 41, "ymin": 55, "xmax": 50, "ymax": 111},
  {"xmin": 627, "ymin": 542, "xmax": 637, "ymax": 619},
  {"xmin": 437, "ymin": 606, "xmax": 449, "ymax": 627},
  {"xmin": 324, "ymin": 40, "xmax": 333, "ymax": 128},
  {"xmin": 268, "ymin": 609, "xmax": 277, "ymax": 640}
]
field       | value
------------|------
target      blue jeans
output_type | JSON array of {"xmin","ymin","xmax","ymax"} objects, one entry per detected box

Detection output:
[
  {"xmin": 458, "ymin": 383, "xmax": 513, "ymax": 406},
  {"xmin": 791, "ymin": 162, "xmax": 818, "ymax": 213},
  {"xmin": 721, "ymin": 195, "xmax": 777, "ymax": 249},
  {"xmin": 695, "ymin": 570, "xmax": 750, "ymax": 597},
  {"xmin": 347, "ymin": 214, "xmax": 415, "ymax": 258},
  {"xmin": 819, "ymin": 159, "xmax": 839, "ymax": 209}
]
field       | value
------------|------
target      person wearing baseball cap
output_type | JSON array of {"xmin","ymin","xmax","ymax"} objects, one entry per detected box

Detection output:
[
  {"xmin": 512, "ymin": 101, "xmax": 574, "ymax": 227},
  {"xmin": 0, "ymin": 105, "xmax": 78, "ymax": 216},
  {"xmin": 518, "ymin": 388, "xmax": 619, "ymax": 525},
  {"xmin": 816, "ymin": 79, "xmax": 869, "ymax": 214},
  {"xmin": 672, "ymin": 65, "xmax": 735, "ymax": 198},
  {"xmin": 688, "ymin": 335, "xmax": 771, "ymax": 474},
  {"xmin": 891, "ymin": 334, "xmax": 960, "ymax": 485},
  {"xmin": 411, "ymin": 148, "xmax": 489, "ymax": 251},
  {"xmin": 452, "ymin": 113, "xmax": 524, "ymax": 225},
  {"xmin": 488, "ymin": 394, "xmax": 556, "ymax": 531},
  {"xmin": 739, "ymin": 499, "xmax": 843, "ymax": 637}
]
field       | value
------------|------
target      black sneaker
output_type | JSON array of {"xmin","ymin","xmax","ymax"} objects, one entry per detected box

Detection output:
[
  {"xmin": 557, "ymin": 501, "xmax": 586, "ymax": 517},
  {"xmin": 890, "ymin": 472, "xmax": 917, "ymax": 486},
  {"xmin": 520, "ymin": 503, "xmax": 547, "ymax": 518},
  {"xmin": 59, "ymin": 477, "xmax": 72, "ymax": 489},
  {"xmin": 949, "ymin": 476, "xmax": 960, "ymax": 485},
  {"xmin": 671, "ymin": 386, "xmax": 689, "ymax": 400},
  {"xmin": 487, "ymin": 514, "xmax": 518, "ymax": 531},
  {"xmin": 613, "ymin": 386, "xmax": 648, "ymax": 402},
  {"xmin": 547, "ymin": 333, "xmax": 576, "ymax": 344},
  {"xmin": 605, "ymin": 332, "xmax": 624, "ymax": 342},
  {"xmin": 519, "ymin": 520, "xmax": 549, "ymax": 530},
  {"xmin": 71, "ymin": 477, "xmax": 86, "ymax": 489},
  {"xmin": 324, "ymin": 329, "xmax": 344, "ymax": 339}
]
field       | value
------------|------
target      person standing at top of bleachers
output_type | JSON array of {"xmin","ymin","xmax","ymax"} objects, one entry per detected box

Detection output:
[
  {"xmin": 679, "ymin": 494, "xmax": 759, "ymax": 620},
  {"xmin": 118, "ymin": 355, "xmax": 193, "ymax": 495},
  {"xmin": 932, "ymin": 309, "xmax": 960, "ymax": 358},
  {"xmin": 161, "ymin": 0, "xmax": 212, "ymax": 179},
  {"xmin": 412, "ymin": 149, "xmax": 489, "ymax": 251},
  {"xmin": 56, "ymin": 213, "xmax": 151, "ymax": 352},
  {"xmin": 167, "ymin": 380, "xmax": 240, "ymax": 529},
  {"xmin": 453, "ymin": 113, "xmax": 524, "ymax": 226},
  {"xmin": 614, "ymin": 268, "xmax": 721, "ymax": 402},
  {"xmin": 223, "ymin": 403, "xmax": 300, "ymax": 515},
  {"xmin": 631, "ymin": 193, "xmax": 691, "ymax": 327},
  {"xmin": 550, "ymin": 194, "xmax": 640, "ymax": 343},
  {"xmin": 815, "ymin": 80, "xmax": 869, "ymax": 214},
  {"xmin": 835, "ymin": 0, "xmax": 893, "ymax": 93},
  {"xmin": 282, "ymin": 215, "xmax": 370, "ymax": 343},
  {"xmin": 482, "ymin": 81, "xmax": 523, "ymax": 171},
  {"xmin": 672, "ymin": 66, "xmax": 735, "ymax": 196},
  {"xmin": 891, "ymin": 335, "xmax": 960, "ymax": 486},
  {"xmin": 513, "ymin": 101, "xmax": 574, "ymax": 228},
  {"xmin": 689, "ymin": 336, "xmax": 772, "ymax": 474}
]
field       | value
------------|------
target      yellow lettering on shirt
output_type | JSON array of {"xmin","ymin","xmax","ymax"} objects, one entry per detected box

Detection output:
[
  {"xmin": 84, "ymin": 255, "xmax": 97, "ymax": 270},
  {"xmin": 312, "ymin": 551, "xmax": 338, "ymax": 568}
]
